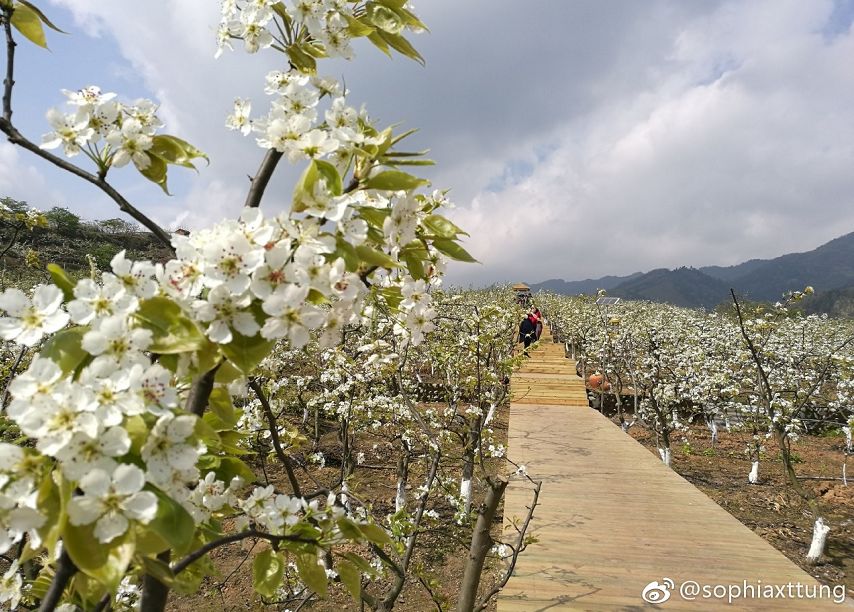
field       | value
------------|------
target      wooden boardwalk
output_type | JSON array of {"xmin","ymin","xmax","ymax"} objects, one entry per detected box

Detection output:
[{"xmin": 499, "ymin": 328, "xmax": 846, "ymax": 610}]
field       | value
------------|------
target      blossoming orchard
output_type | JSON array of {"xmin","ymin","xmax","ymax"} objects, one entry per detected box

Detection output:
[{"xmin": 0, "ymin": 0, "xmax": 852, "ymax": 610}]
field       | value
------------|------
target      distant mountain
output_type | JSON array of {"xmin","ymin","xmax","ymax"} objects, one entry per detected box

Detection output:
[
  {"xmin": 700, "ymin": 259, "xmax": 768, "ymax": 282},
  {"xmin": 610, "ymin": 267, "xmax": 731, "ymax": 309},
  {"xmin": 531, "ymin": 231, "xmax": 854, "ymax": 314},
  {"xmin": 528, "ymin": 273, "xmax": 642, "ymax": 295},
  {"xmin": 803, "ymin": 285, "xmax": 854, "ymax": 318},
  {"xmin": 730, "ymin": 232, "xmax": 854, "ymax": 301}
]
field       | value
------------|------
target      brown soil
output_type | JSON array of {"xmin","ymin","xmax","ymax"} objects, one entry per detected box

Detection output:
[
  {"xmin": 625, "ymin": 419, "xmax": 854, "ymax": 594},
  {"xmin": 169, "ymin": 406, "xmax": 509, "ymax": 611}
]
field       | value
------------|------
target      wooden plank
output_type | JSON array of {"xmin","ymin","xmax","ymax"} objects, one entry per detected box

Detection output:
[{"xmin": 499, "ymin": 325, "xmax": 846, "ymax": 610}]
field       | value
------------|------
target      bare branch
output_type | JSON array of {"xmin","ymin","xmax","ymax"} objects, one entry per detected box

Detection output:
[
  {"xmin": 244, "ymin": 149, "xmax": 282, "ymax": 208},
  {"xmin": 249, "ymin": 377, "xmax": 303, "ymax": 497}
]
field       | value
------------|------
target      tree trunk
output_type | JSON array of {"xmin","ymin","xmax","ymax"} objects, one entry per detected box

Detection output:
[
  {"xmin": 805, "ymin": 517, "xmax": 830, "ymax": 565},
  {"xmin": 456, "ymin": 478, "xmax": 508, "ymax": 612}
]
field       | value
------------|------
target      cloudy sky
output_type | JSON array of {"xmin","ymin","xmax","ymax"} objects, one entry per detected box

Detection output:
[{"xmin": 3, "ymin": 0, "xmax": 854, "ymax": 286}]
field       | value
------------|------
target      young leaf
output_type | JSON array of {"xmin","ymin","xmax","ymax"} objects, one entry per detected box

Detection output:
[
  {"xmin": 10, "ymin": 2, "xmax": 47, "ymax": 48},
  {"xmin": 358, "ymin": 523, "xmax": 392, "ymax": 546},
  {"xmin": 423, "ymin": 214, "xmax": 467, "ymax": 238},
  {"xmin": 148, "ymin": 487, "xmax": 196, "ymax": 555},
  {"xmin": 337, "ymin": 559, "xmax": 361, "ymax": 601},
  {"xmin": 18, "ymin": 0, "xmax": 66, "ymax": 32},
  {"xmin": 46, "ymin": 263, "xmax": 75, "ymax": 300},
  {"xmin": 139, "ymin": 153, "xmax": 170, "ymax": 194},
  {"xmin": 314, "ymin": 159, "xmax": 343, "ymax": 196},
  {"xmin": 364, "ymin": 170, "xmax": 427, "ymax": 191},
  {"xmin": 221, "ymin": 330, "xmax": 276, "ymax": 375},
  {"xmin": 136, "ymin": 297, "xmax": 207, "ymax": 354},
  {"xmin": 355, "ymin": 245, "xmax": 399, "ymax": 269},
  {"xmin": 253, "ymin": 549, "xmax": 285, "ymax": 598},
  {"xmin": 40, "ymin": 327, "xmax": 88, "ymax": 374},
  {"xmin": 295, "ymin": 553, "xmax": 328, "ymax": 597},
  {"xmin": 366, "ymin": 4, "xmax": 404, "ymax": 34},
  {"xmin": 432, "ymin": 238, "xmax": 477, "ymax": 263}
]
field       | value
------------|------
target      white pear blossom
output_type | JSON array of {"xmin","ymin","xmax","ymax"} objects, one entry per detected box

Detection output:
[
  {"xmin": 82, "ymin": 316, "xmax": 152, "ymax": 367},
  {"xmin": 260, "ymin": 284, "xmax": 324, "ymax": 347},
  {"xmin": 40, "ymin": 108, "xmax": 94, "ymax": 156},
  {"xmin": 194, "ymin": 285, "xmax": 260, "ymax": 344},
  {"xmin": 0, "ymin": 285, "xmax": 69, "ymax": 346},
  {"xmin": 67, "ymin": 276, "xmax": 138, "ymax": 324},
  {"xmin": 111, "ymin": 250, "xmax": 158, "ymax": 298},
  {"xmin": 68, "ymin": 464, "xmax": 158, "ymax": 543},
  {"xmin": 106, "ymin": 118, "xmax": 153, "ymax": 170},
  {"xmin": 0, "ymin": 561, "xmax": 22, "ymax": 610},
  {"xmin": 141, "ymin": 414, "xmax": 203, "ymax": 489},
  {"xmin": 226, "ymin": 98, "xmax": 253, "ymax": 135}
]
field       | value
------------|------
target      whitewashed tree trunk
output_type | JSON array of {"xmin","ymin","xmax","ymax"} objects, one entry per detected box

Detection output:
[
  {"xmin": 844, "ymin": 426, "xmax": 852, "ymax": 453},
  {"xmin": 460, "ymin": 477, "xmax": 472, "ymax": 513},
  {"xmin": 708, "ymin": 417, "xmax": 718, "ymax": 445},
  {"xmin": 658, "ymin": 447, "xmax": 672, "ymax": 466},
  {"xmin": 805, "ymin": 517, "xmax": 830, "ymax": 565},
  {"xmin": 484, "ymin": 403, "xmax": 497, "ymax": 427},
  {"xmin": 341, "ymin": 481, "xmax": 352, "ymax": 513},
  {"xmin": 748, "ymin": 461, "xmax": 760, "ymax": 484},
  {"xmin": 843, "ymin": 462, "xmax": 847, "ymax": 487}
]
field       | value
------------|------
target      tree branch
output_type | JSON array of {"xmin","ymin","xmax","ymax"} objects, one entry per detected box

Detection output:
[
  {"xmin": 244, "ymin": 149, "xmax": 282, "ymax": 208},
  {"xmin": 1, "ymin": 16, "xmax": 174, "ymax": 250},
  {"xmin": 249, "ymin": 377, "xmax": 302, "ymax": 497},
  {"xmin": 38, "ymin": 549, "xmax": 76, "ymax": 612},
  {"xmin": 171, "ymin": 529, "xmax": 320, "ymax": 576},
  {"xmin": 2, "ymin": 7, "xmax": 14, "ymax": 124}
]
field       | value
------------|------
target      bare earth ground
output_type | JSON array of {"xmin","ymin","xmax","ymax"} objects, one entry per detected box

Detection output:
[
  {"xmin": 170, "ymin": 406, "xmax": 508, "ymax": 611},
  {"xmin": 625, "ymin": 418, "xmax": 854, "ymax": 597}
]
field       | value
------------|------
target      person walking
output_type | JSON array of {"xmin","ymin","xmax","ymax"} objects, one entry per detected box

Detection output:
[
  {"xmin": 519, "ymin": 312, "xmax": 537, "ymax": 355},
  {"xmin": 532, "ymin": 308, "xmax": 543, "ymax": 340}
]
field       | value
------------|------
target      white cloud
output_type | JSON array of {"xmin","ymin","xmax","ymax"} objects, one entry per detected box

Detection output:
[
  {"xmin": 8, "ymin": 0, "xmax": 851, "ymax": 288},
  {"xmin": 0, "ymin": 143, "xmax": 62, "ymax": 210}
]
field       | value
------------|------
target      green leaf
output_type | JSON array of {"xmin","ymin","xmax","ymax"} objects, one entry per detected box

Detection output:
[
  {"xmin": 139, "ymin": 153, "xmax": 169, "ymax": 194},
  {"xmin": 11, "ymin": 2, "xmax": 47, "ymax": 48},
  {"xmin": 271, "ymin": 1, "xmax": 292, "ymax": 26},
  {"xmin": 286, "ymin": 44, "xmax": 317, "ymax": 72},
  {"xmin": 366, "ymin": 4, "xmax": 404, "ymax": 34},
  {"xmin": 337, "ymin": 559, "xmax": 361, "ymax": 601},
  {"xmin": 46, "ymin": 263, "xmax": 75, "ymax": 300},
  {"xmin": 355, "ymin": 245, "xmax": 399, "ymax": 269},
  {"xmin": 148, "ymin": 487, "xmax": 196, "ymax": 555},
  {"xmin": 343, "ymin": 552, "xmax": 377, "ymax": 577},
  {"xmin": 208, "ymin": 387, "xmax": 238, "ymax": 429},
  {"xmin": 83, "ymin": 536, "xmax": 135, "ymax": 591},
  {"xmin": 378, "ymin": 286, "xmax": 403, "ymax": 310},
  {"xmin": 295, "ymin": 553, "xmax": 327, "ymax": 597},
  {"xmin": 218, "ymin": 430, "xmax": 253, "ymax": 456},
  {"xmin": 221, "ymin": 330, "xmax": 276, "ymax": 375},
  {"xmin": 344, "ymin": 13, "xmax": 374, "ymax": 37},
  {"xmin": 336, "ymin": 518, "xmax": 364, "ymax": 542},
  {"xmin": 64, "ymin": 522, "xmax": 109, "ymax": 572},
  {"xmin": 150, "ymin": 134, "xmax": 209, "ymax": 169},
  {"xmin": 314, "ymin": 159, "xmax": 343, "ymax": 196},
  {"xmin": 292, "ymin": 161, "xmax": 319, "ymax": 213},
  {"xmin": 358, "ymin": 523, "xmax": 392, "ymax": 546},
  {"xmin": 377, "ymin": 30, "xmax": 424, "ymax": 64},
  {"xmin": 136, "ymin": 297, "xmax": 207, "ymax": 354},
  {"xmin": 40, "ymin": 327, "xmax": 88, "ymax": 375},
  {"xmin": 357, "ymin": 206, "xmax": 390, "ymax": 228},
  {"xmin": 253, "ymin": 549, "xmax": 285, "ymax": 598},
  {"xmin": 367, "ymin": 30, "xmax": 391, "ymax": 56},
  {"xmin": 423, "ymin": 214, "xmax": 467, "ymax": 238},
  {"xmin": 334, "ymin": 236, "xmax": 360, "ymax": 272},
  {"xmin": 212, "ymin": 456, "xmax": 255, "ymax": 484},
  {"xmin": 18, "ymin": 0, "xmax": 66, "ymax": 32},
  {"xmin": 364, "ymin": 170, "xmax": 427, "ymax": 191},
  {"xmin": 432, "ymin": 238, "xmax": 477, "ymax": 263}
]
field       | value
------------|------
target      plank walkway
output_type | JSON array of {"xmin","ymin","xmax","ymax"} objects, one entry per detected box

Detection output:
[{"xmin": 499, "ymin": 327, "xmax": 847, "ymax": 611}]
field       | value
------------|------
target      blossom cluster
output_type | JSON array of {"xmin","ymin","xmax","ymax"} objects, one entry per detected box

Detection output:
[
  {"xmin": 40, "ymin": 86, "xmax": 164, "ymax": 170},
  {"xmin": 217, "ymin": 0, "xmax": 363, "ymax": 59}
]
